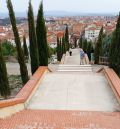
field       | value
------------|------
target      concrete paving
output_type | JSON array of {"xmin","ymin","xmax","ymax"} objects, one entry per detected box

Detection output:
[
  {"xmin": 27, "ymin": 48, "xmax": 120, "ymax": 111},
  {"xmin": 64, "ymin": 48, "xmax": 81, "ymax": 65},
  {"xmin": 27, "ymin": 72, "xmax": 120, "ymax": 111}
]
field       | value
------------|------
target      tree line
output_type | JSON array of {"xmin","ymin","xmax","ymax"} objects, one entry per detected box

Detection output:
[
  {"xmin": 80, "ymin": 14, "xmax": 120, "ymax": 77},
  {"xmin": 79, "ymin": 38, "xmax": 94, "ymax": 62},
  {"xmin": 0, "ymin": 0, "xmax": 48, "ymax": 98},
  {"xmin": 94, "ymin": 15, "xmax": 120, "ymax": 77},
  {"xmin": 57, "ymin": 25, "xmax": 69, "ymax": 62}
]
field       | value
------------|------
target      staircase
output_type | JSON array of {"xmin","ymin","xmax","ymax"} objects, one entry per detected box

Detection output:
[{"xmin": 57, "ymin": 64, "xmax": 92, "ymax": 72}]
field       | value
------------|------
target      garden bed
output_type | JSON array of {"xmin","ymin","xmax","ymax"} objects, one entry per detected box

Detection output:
[{"xmin": 0, "ymin": 75, "xmax": 23, "ymax": 100}]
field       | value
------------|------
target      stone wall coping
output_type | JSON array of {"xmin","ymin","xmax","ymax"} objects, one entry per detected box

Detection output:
[
  {"xmin": 103, "ymin": 68, "xmax": 120, "ymax": 102},
  {"xmin": 0, "ymin": 66, "xmax": 48, "ymax": 108}
]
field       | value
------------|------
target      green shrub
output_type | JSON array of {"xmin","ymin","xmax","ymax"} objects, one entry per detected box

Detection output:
[{"xmin": 2, "ymin": 40, "xmax": 16, "ymax": 56}]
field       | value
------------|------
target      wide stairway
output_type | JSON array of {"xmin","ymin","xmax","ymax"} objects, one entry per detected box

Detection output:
[
  {"xmin": 0, "ymin": 48, "xmax": 120, "ymax": 129},
  {"xmin": 57, "ymin": 64, "xmax": 92, "ymax": 72}
]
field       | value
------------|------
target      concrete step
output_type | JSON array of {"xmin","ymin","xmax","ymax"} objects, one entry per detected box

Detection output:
[
  {"xmin": 58, "ymin": 64, "xmax": 92, "ymax": 72},
  {"xmin": 59, "ymin": 64, "xmax": 91, "ymax": 67},
  {"xmin": 58, "ymin": 65, "xmax": 92, "ymax": 72},
  {"xmin": 58, "ymin": 66, "xmax": 92, "ymax": 69},
  {"xmin": 58, "ymin": 68, "xmax": 92, "ymax": 71},
  {"xmin": 57, "ymin": 69, "xmax": 92, "ymax": 72}
]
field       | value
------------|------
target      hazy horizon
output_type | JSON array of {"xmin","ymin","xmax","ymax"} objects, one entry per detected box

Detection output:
[
  {"xmin": 0, "ymin": 11, "xmax": 118, "ymax": 18},
  {"xmin": 1, "ymin": 0, "xmax": 120, "ymax": 14}
]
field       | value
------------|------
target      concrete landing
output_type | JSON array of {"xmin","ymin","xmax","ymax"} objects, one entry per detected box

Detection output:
[{"xmin": 27, "ymin": 72, "xmax": 119, "ymax": 111}]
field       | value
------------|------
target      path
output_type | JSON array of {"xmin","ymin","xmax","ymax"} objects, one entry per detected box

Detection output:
[
  {"xmin": 28, "ymin": 49, "xmax": 119, "ymax": 111},
  {"xmin": 0, "ymin": 49, "xmax": 120, "ymax": 129},
  {"xmin": 64, "ymin": 48, "xmax": 81, "ymax": 65},
  {"xmin": 27, "ymin": 72, "xmax": 119, "ymax": 111}
]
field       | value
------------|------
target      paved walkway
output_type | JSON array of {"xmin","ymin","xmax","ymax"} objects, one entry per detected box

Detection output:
[
  {"xmin": 28, "ymin": 72, "xmax": 119, "ymax": 111},
  {"xmin": 64, "ymin": 49, "xmax": 81, "ymax": 65},
  {"xmin": 0, "ymin": 49, "xmax": 120, "ymax": 129},
  {"xmin": 27, "ymin": 49, "xmax": 120, "ymax": 111}
]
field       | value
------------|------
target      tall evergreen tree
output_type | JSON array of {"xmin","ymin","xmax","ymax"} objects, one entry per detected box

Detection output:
[
  {"xmin": 57, "ymin": 37, "xmax": 61, "ymax": 61},
  {"xmin": 60, "ymin": 38, "xmax": 63, "ymax": 60},
  {"xmin": 74, "ymin": 37, "xmax": 77, "ymax": 48},
  {"xmin": 36, "ymin": 1, "xmax": 48, "ymax": 66},
  {"xmin": 7, "ymin": 0, "xmax": 29, "ymax": 84},
  {"xmin": 57, "ymin": 37, "xmax": 59, "ymax": 61},
  {"xmin": 23, "ymin": 36, "xmax": 29, "ymax": 57},
  {"xmin": 65, "ymin": 25, "xmax": 69, "ymax": 51},
  {"xmin": 87, "ymin": 41, "xmax": 92, "ymax": 61},
  {"xmin": 83, "ymin": 39, "xmax": 88, "ymax": 53},
  {"xmin": 28, "ymin": 1, "xmax": 39, "ymax": 74},
  {"xmin": 109, "ymin": 14, "xmax": 120, "ymax": 76},
  {"xmin": 0, "ymin": 42, "xmax": 10, "ymax": 98},
  {"xmin": 62, "ymin": 36, "xmax": 66, "ymax": 54},
  {"xmin": 102, "ymin": 34, "xmax": 112, "ymax": 57},
  {"xmin": 94, "ymin": 27, "xmax": 103, "ymax": 64},
  {"xmin": 79, "ymin": 37, "xmax": 83, "ymax": 48}
]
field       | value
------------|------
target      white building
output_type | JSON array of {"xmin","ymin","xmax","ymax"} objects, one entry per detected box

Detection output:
[{"xmin": 85, "ymin": 27, "xmax": 100, "ymax": 42}]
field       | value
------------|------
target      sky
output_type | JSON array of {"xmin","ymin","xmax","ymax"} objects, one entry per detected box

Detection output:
[{"xmin": 0, "ymin": 0, "xmax": 120, "ymax": 13}]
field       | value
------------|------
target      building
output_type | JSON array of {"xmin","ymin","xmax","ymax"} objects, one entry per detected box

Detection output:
[{"xmin": 85, "ymin": 27, "xmax": 100, "ymax": 42}]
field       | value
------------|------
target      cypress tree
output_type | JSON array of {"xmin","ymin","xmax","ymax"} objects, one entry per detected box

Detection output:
[
  {"xmin": 28, "ymin": 1, "xmax": 39, "ymax": 74},
  {"xmin": 79, "ymin": 37, "xmax": 83, "ymax": 48},
  {"xmin": 57, "ymin": 37, "xmax": 61, "ymax": 61},
  {"xmin": 109, "ymin": 14, "xmax": 120, "ymax": 76},
  {"xmin": 36, "ymin": 1, "xmax": 48, "ymax": 66},
  {"xmin": 60, "ymin": 38, "xmax": 63, "ymax": 60},
  {"xmin": 62, "ymin": 36, "xmax": 66, "ymax": 54},
  {"xmin": 23, "ymin": 36, "xmax": 29, "ymax": 57},
  {"xmin": 57, "ymin": 37, "xmax": 59, "ymax": 61},
  {"xmin": 74, "ymin": 37, "xmax": 77, "ymax": 48},
  {"xmin": 65, "ymin": 25, "xmax": 69, "ymax": 51},
  {"xmin": 0, "ymin": 42, "xmax": 10, "ymax": 98},
  {"xmin": 87, "ymin": 41, "xmax": 92, "ymax": 61},
  {"xmin": 83, "ymin": 39, "xmax": 88, "ymax": 53},
  {"xmin": 94, "ymin": 27, "xmax": 103, "ymax": 64},
  {"xmin": 7, "ymin": 0, "xmax": 29, "ymax": 84}
]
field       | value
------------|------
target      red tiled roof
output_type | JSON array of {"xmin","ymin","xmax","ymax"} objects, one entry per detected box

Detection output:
[
  {"xmin": 56, "ymin": 32, "xmax": 64, "ymax": 38},
  {"xmin": 94, "ymin": 22, "xmax": 103, "ymax": 26},
  {"xmin": 86, "ymin": 26, "xmax": 101, "ymax": 31},
  {"xmin": 47, "ymin": 36, "xmax": 57, "ymax": 43},
  {"xmin": 47, "ymin": 31, "xmax": 55, "ymax": 36}
]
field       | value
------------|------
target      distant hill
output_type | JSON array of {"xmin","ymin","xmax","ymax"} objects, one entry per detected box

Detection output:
[
  {"xmin": 44, "ymin": 11, "xmax": 117, "ymax": 17},
  {"xmin": 0, "ymin": 11, "xmax": 117, "ymax": 18},
  {"xmin": 1, "ymin": 12, "xmax": 27, "ymax": 18}
]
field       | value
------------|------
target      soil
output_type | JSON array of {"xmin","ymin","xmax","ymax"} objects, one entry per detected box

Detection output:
[
  {"xmin": 8, "ymin": 75, "xmax": 23, "ymax": 97},
  {"xmin": 0, "ymin": 75, "xmax": 23, "ymax": 100}
]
